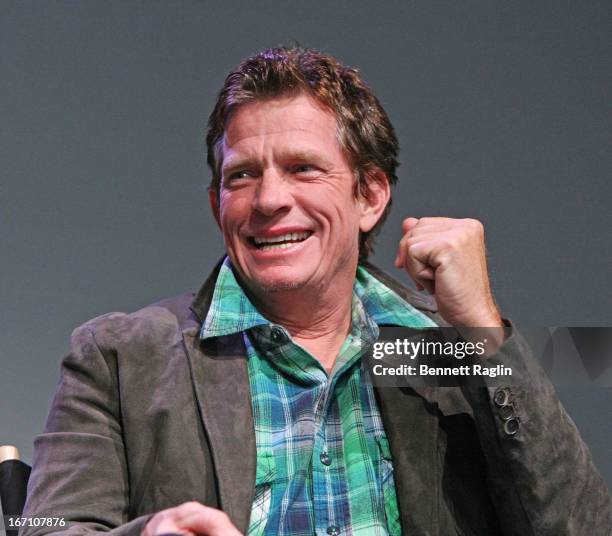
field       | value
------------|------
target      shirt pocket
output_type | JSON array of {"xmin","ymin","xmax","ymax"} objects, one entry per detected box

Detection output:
[
  {"xmin": 376, "ymin": 435, "xmax": 402, "ymax": 536},
  {"xmin": 247, "ymin": 451, "xmax": 276, "ymax": 536}
]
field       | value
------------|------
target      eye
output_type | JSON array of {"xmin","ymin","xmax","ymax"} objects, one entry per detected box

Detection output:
[
  {"xmin": 221, "ymin": 170, "xmax": 256, "ymax": 190},
  {"xmin": 223, "ymin": 170, "xmax": 254, "ymax": 184},
  {"xmin": 292, "ymin": 164, "xmax": 319, "ymax": 175}
]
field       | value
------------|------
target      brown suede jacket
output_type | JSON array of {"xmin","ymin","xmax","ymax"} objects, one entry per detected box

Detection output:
[{"xmin": 22, "ymin": 259, "xmax": 612, "ymax": 535}]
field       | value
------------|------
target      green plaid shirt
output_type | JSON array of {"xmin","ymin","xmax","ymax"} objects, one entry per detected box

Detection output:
[{"xmin": 200, "ymin": 258, "xmax": 436, "ymax": 536}]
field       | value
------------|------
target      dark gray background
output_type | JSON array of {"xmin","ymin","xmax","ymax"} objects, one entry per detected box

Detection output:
[{"xmin": 1, "ymin": 0, "xmax": 611, "ymax": 495}]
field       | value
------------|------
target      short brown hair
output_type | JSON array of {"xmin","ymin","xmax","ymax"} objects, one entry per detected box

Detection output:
[{"xmin": 206, "ymin": 45, "xmax": 399, "ymax": 261}]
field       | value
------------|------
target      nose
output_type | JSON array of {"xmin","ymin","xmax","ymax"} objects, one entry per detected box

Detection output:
[{"xmin": 252, "ymin": 169, "xmax": 292, "ymax": 216}]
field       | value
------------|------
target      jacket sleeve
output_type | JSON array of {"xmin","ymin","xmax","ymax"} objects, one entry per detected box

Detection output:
[
  {"xmin": 460, "ymin": 320, "xmax": 612, "ymax": 535},
  {"xmin": 20, "ymin": 318, "xmax": 154, "ymax": 536}
]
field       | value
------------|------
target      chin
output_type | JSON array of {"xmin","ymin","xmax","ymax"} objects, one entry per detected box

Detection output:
[
  {"xmin": 256, "ymin": 279, "xmax": 305, "ymax": 293},
  {"xmin": 250, "ymin": 267, "xmax": 313, "ymax": 294}
]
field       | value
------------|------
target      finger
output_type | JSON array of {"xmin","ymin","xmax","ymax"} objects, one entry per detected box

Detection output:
[
  {"xmin": 401, "ymin": 217, "xmax": 419, "ymax": 234},
  {"xmin": 399, "ymin": 240, "xmax": 430, "ymax": 284},
  {"xmin": 411, "ymin": 216, "xmax": 454, "ymax": 230},
  {"xmin": 395, "ymin": 230, "xmax": 413, "ymax": 268},
  {"xmin": 415, "ymin": 266, "xmax": 435, "ymax": 280},
  {"xmin": 397, "ymin": 218, "xmax": 439, "ymax": 268},
  {"xmin": 184, "ymin": 510, "xmax": 242, "ymax": 536},
  {"xmin": 395, "ymin": 240, "xmax": 408, "ymax": 268},
  {"xmin": 399, "ymin": 236, "xmax": 436, "ymax": 279},
  {"xmin": 394, "ymin": 245, "xmax": 402, "ymax": 267},
  {"xmin": 175, "ymin": 503, "xmax": 243, "ymax": 536},
  {"xmin": 394, "ymin": 233, "xmax": 406, "ymax": 267},
  {"xmin": 402, "ymin": 240, "xmax": 441, "ymax": 294},
  {"xmin": 396, "ymin": 219, "xmax": 417, "ymax": 267}
]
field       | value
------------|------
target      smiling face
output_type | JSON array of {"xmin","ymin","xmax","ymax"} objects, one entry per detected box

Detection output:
[{"xmin": 209, "ymin": 93, "xmax": 388, "ymax": 298}]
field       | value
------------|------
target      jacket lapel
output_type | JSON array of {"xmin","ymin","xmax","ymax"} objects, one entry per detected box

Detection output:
[
  {"xmin": 183, "ymin": 258, "xmax": 256, "ymax": 534},
  {"xmin": 375, "ymin": 384, "xmax": 440, "ymax": 535},
  {"xmin": 182, "ymin": 330, "xmax": 256, "ymax": 534},
  {"xmin": 372, "ymin": 330, "xmax": 441, "ymax": 536},
  {"xmin": 364, "ymin": 259, "xmax": 441, "ymax": 535}
]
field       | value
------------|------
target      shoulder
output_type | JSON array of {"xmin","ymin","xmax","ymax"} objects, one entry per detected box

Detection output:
[{"xmin": 70, "ymin": 291, "xmax": 200, "ymax": 354}]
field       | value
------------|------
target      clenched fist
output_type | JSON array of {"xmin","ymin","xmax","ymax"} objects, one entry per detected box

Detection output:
[{"xmin": 394, "ymin": 217, "xmax": 503, "ymax": 328}]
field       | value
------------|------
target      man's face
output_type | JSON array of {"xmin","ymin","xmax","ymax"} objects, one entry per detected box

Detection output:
[{"xmin": 210, "ymin": 93, "xmax": 381, "ymax": 296}]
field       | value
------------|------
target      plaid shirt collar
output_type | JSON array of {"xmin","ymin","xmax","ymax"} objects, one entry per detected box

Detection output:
[{"xmin": 200, "ymin": 257, "xmax": 435, "ymax": 340}]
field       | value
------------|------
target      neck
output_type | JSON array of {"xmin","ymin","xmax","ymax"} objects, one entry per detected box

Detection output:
[{"xmin": 242, "ymin": 273, "xmax": 357, "ymax": 373}]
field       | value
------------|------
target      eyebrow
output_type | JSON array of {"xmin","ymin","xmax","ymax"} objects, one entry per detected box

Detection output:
[{"xmin": 279, "ymin": 150, "xmax": 333, "ymax": 168}]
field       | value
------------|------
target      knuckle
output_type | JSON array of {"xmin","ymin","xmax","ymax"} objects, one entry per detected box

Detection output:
[
  {"xmin": 179, "ymin": 500, "xmax": 200, "ymax": 512},
  {"xmin": 402, "ymin": 217, "xmax": 418, "ymax": 230},
  {"xmin": 445, "ymin": 235, "xmax": 460, "ymax": 250},
  {"xmin": 465, "ymin": 218, "xmax": 483, "ymax": 232},
  {"xmin": 158, "ymin": 510, "xmax": 172, "ymax": 520},
  {"xmin": 150, "ymin": 509, "xmax": 172, "ymax": 526},
  {"xmin": 438, "ymin": 249, "xmax": 453, "ymax": 265}
]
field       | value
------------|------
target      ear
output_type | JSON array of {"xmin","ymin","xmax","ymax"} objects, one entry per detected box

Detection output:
[
  {"xmin": 208, "ymin": 187, "xmax": 222, "ymax": 230},
  {"xmin": 358, "ymin": 169, "xmax": 391, "ymax": 232}
]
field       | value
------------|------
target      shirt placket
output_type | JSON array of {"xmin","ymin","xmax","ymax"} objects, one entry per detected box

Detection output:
[{"xmin": 312, "ymin": 373, "xmax": 350, "ymax": 536}]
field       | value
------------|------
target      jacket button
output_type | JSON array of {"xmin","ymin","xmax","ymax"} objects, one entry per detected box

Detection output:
[
  {"xmin": 504, "ymin": 418, "xmax": 520, "ymax": 435},
  {"xmin": 498, "ymin": 404, "xmax": 515, "ymax": 421},
  {"xmin": 320, "ymin": 452, "xmax": 332, "ymax": 466},
  {"xmin": 327, "ymin": 526, "xmax": 339, "ymax": 535},
  {"xmin": 493, "ymin": 387, "xmax": 511, "ymax": 407}
]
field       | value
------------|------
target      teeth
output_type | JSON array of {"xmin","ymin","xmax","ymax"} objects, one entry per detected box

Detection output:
[
  {"xmin": 253, "ymin": 232, "xmax": 310, "ymax": 245},
  {"xmin": 260, "ymin": 242, "xmax": 297, "ymax": 251}
]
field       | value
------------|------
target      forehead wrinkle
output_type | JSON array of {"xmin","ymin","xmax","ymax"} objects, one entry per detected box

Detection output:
[
  {"xmin": 223, "ymin": 125, "xmax": 326, "ymax": 149},
  {"xmin": 224, "ymin": 94, "xmax": 337, "ymax": 145},
  {"xmin": 223, "ymin": 126, "xmax": 340, "ymax": 159}
]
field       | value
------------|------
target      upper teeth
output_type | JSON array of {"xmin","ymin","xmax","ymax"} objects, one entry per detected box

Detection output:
[{"xmin": 254, "ymin": 232, "xmax": 310, "ymax": 245}]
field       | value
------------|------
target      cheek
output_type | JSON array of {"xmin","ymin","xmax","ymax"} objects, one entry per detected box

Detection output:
[
  {"xmin": 299, "ymin": 184, "xmax": 359, "ymax": 222},
  {"xmin": 219, "ymin": 193, "xmax": 251, "ymax": 228}
]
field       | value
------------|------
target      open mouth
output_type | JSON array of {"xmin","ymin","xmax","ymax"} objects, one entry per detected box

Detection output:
[{"xmin": 250, "ymin": 231, "xmax": 313, "ymax": 251}]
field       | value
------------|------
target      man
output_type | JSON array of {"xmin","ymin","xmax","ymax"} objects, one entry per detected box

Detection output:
[{"xmin": 22, "ymin": 46, "xmax": 610, "ymax": 535}]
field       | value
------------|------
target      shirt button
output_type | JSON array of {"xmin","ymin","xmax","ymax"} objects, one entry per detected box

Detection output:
[
  {"xmin": 270, "ymin": 327, "xmax": 284, "ymax": 343},
  {"xmin": 493, "ymin": 387, "xmax": 511, "ymax": 407},
  {"xmin": 327, "ymin": 526, "xmax": 340, "ymax": 535},
  {"xmin": 320, "ymin": 452, "xmax": 332, "ymax": 466}
]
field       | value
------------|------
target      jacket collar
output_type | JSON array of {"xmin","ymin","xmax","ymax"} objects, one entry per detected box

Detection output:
[{"xmin": 189, "ymin": 256, "xmax": 227, "ymax": 323}]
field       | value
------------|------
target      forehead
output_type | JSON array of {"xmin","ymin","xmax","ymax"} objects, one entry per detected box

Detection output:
[{"xmin": 222, "ymin": 93, "xmax": 340, "ymax": 154}]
